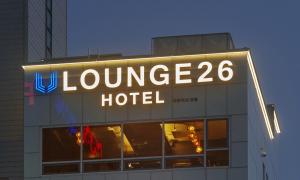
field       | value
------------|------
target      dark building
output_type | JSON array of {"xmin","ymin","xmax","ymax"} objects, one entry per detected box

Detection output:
[{"xmin": 0, "ymin": 1, "xmax": 67, "ymax": 179}]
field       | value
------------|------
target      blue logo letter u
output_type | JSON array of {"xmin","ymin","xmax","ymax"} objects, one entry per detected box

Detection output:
[{"xmin": 35, "ymin": 72, "xmax": 58, "ymax": 94}]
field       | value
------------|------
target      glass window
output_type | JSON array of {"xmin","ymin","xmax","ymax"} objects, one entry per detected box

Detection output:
[
  {"xmin": 124, "ymin": 159, "xmax": 161, "ymax": 170},
  {"xmin": 42, "ymin": 127, "xmax": 80, "ymax": 162},
  {"xmin": 41, "ymin": 118, "xmax": 230, "ymax": 173},
  {"xmin": 164, "ymin": 120, "xmax": 204, "ymax": 155},
  {"xmin": 43, "ymin": 163, "xmax": 80, "ymax": 175},
  {"xmin": 165, "ymin": 157, "xmax": 204, "ymax": 168},
  {"xmin": 83, "ymin": 161, "xmax": 120, "ymax": 172},
  {"xmin": 207, "ymin": 119, "xmax": 228, "ymax": 149},
  {"xmin": 206, "ymin": 150, "xmax": 229, "ymax": 167},
  {"xmin": 82, "ymin": 125, "xmax": 121, "ymax": 160},
  {"xmin": 123, "ymin": 122, "xmax": 162, "ymax": 157}
]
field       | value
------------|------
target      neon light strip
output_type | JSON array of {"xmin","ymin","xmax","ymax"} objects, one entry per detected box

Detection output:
[
  {"xmin": 274, "ymin": 111, "xmax": 281, "ymax": 134},
  {"xmin": 247, "ymin": 52, "xmax": 274, "ymax": 139},
  {"xmin": 47, "ymin": 72, "xmax": 57, "ymax": 93},
  {"xmin": 35, "ymin": 73, "xmax": 46, "ymax": 93}
]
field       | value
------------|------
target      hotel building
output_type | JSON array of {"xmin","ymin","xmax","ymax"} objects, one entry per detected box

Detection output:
[{"xmin": 22, "ymin": 33, "xmax": 281, "ymax": 180}]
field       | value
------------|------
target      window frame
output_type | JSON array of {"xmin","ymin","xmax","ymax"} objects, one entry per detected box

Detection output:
[
  {"xmin": 40, "ymin": 117, "xmax": 230, "ymax": 175},
  {"xmin": 206, "ymin": 118, "xmax": 230, "ymax": 167}
]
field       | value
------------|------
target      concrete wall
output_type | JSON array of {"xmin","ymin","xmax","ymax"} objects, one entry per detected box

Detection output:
[
  {"xmin": 0, "ymin": 0, "xmax": 26, "ymax": 179},
  {"xmin": 24, "ymin": 53, "xmax": 248, "ymax": 180}
]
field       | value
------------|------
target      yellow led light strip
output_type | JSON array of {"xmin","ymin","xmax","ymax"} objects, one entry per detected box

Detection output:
[
  {"xmin": 247, "ymin": 52, "xmax": 274, "ymax": 139},
  {"xmin": 22, "ymin": 51, "xmax": 246, "ymax": 70},
  {"xmin": 274, "ymin": 111, "xmax": 281, "ymax": 134}
]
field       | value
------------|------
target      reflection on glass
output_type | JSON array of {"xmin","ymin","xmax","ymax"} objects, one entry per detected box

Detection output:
[
  {"xmin": 84, "ymin": 161, "xmax": 120, "ymax": 172},
  {"xmin": 165, "ymin": 157, "xmax": 204, "ymax": 168},
  {"xmin": 207, "ymin": 120, "xmax": 228, "ymax": 149},
  {"xmin": 82, "ymin": 125, "xmax": 121, "ymax": 160},
  {"xmin": 42, "ymin": 127, "xmax": 80, "ymax": 162},
  {"xmin": 43, "ymin": 163, "xmax": 80, "ymax": 175},
  {"xmin": 123, "ymin": 122, "xmax": 162, "ymax": 157},
  {"xmin": 164, "ymin": 121, "xmax": 204, "ymax": 155},
  {"xmin": 124, "ymin": 159, "xmax": 161, "ymax": 170},
  {"xmin": 206, "ymin": 150, "xmax": 229, "ymax": 167}
]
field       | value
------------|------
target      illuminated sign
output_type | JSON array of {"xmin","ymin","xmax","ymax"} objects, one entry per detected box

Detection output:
[
  {"xmin": 35, "ymin": 71, "xmax": 58, "ymax": 94},
  {"xmin": 24, "ymin": 51, "xmax": 280, "ymax": 139},
  {"xmin": 33, "ymin": 60, "xmax": 234, "ymax": 107}
]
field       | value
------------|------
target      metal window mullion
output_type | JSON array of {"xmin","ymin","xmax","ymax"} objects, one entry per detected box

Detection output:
[
  {"xmin": 121, "ymin": 123, "xmax": 124, "ymax": 171},
  {"xmin": 43, "ymin": 160, "xmax": 81, "ymax": 165},
  {"xmin": 123, "ymin": 156, "xmax": 162, "ymax": 161},
  {"xmin": 162, "ymin": 121, "xmax": 165, "ymax": 169},
  {"xmin": 80, "ymin": 126, "xmax": 83, "ymax": 173},
  {"xmin": 206, "ymin": 148, "xmax": 229, "ymax": 151},
  {"xmin": 204, "ymin": 118, "xmax": 207, "ymax": 167},
  {"xmin": 165, "ymin": 154, "xmax": 205, "ymax": 159},
  {"xmin": 83, "ymin": 158, "xmax": 121, "ymax": 163}
]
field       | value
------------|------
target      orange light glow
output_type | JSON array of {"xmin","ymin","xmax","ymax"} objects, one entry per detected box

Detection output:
[
  {"xmin": 189, "ymin": 133, "xmax": 195, "ymax": 138},
  {"xmin": 76, "ymin": 132, "xmax": 81, "ymax": 145},
  {"xmin": 192, "ymin": 139, "xmax": 198, "ymax": 143},
  {"xmin": 76, "ymin": 132, "xmax": 81, "ymax": 138},
  {"xmin": 188, "ymin": 126, "xmax": 195, "ymax": 131},
  {"xmin": 76, "ymin": 139, "xmax": 81, "ymax": 145},
  {"xmin": 196, "ymin": 146, "xmax": 203, "ymax": 153}
]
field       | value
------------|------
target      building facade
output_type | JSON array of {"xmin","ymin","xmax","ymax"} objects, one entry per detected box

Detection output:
[
  {"xmin": 0, "ymin": 0, "xmax": 67, "ymax": 179},
  {"xmin": 23, "ymin": 34, "xmax": 281, "ymax": 180}
]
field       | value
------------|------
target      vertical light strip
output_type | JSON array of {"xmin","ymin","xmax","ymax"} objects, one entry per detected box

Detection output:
[
  {"xmin": 274, "ymin": 111, "xmax": 281, "ymax": 134},
  {"xmin": 247, "ymin": 52, "xmax": 274, "ymax": 139}
]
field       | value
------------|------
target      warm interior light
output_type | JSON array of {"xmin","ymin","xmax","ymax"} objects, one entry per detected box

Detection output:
[
  {"xmin": 76, "ymin": 132, "xmax": 81, "ymax": 138},
  {"xmin": 189, "ymin": 133, "xmax": 195, "ymax": 138},
  {"xmin": 196, "ymin": 146, "xmax": 203, "ymax": 153},
  {"xmin": 76, "ymin": 139, "xmax": 81, "ymax": 145},
  {"xmin": 188, "ymin": 126, "xmax": 195, "ymax": 131},
  {"xmin": 76, "ymin": 131, "xmax": 81, "ymax": 145}
]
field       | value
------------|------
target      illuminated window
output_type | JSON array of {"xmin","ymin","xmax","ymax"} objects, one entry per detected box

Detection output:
[
  {"xmin": 42, "ymin": 127, "xmax": 80, "ymax": 162},
  {"xmin": 206, "ymin": 150, "xmax": 229, "ymax": 167},
  {"xmin": 207, "ymin": 119, "xmax": 228, "ymax": 149},
  {"xmin": 82, "ymin": 125, "xmax": 121, "ymax": 160},
  {"xmin": 164, "ymin": 120, "xmax": 204, "ymax": 156},
  {"xmin": 124, "ymin": 159, "xmax": 161, "ymax": 170},
  {"xmin": 165, "ymin": 157, "xmax": 204, "ymax": 168},
  {"xmin": 42, "ymin": 127, "xmax": 80, "ymax": 174},
  {"xmin": 123, "ymin": 122, "xmax": 162, "ymax": 157},
  {"xmin": 84, "ymin": 161, "xmax": 120, "ymax": 172},
  {"xmin": 41, "ymin": 118, "xmax": 229, "ymax": 173},
  {"xmin": 206, "ymin": 119, "xmax": 228, "ymax": 167},
  {"xmin": 43, "ymin": 163, "xmax": 80, "ymax": 175}
]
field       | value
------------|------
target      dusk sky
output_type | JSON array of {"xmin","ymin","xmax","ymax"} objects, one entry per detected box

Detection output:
[{"xmin": 68, "ymin": 1, "xmax": 300, "ymax": 179}]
